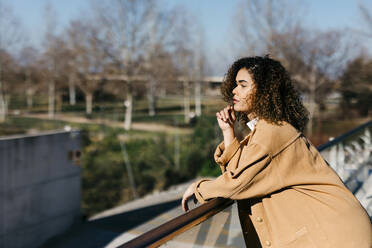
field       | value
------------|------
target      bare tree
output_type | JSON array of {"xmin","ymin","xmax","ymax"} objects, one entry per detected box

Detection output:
[
  {"xmin": 172, "ymin": 11, "xmax": 207, "ymax": 123},
  {"xmin": 144, "ymin": 45, "xmax": 178, "ymax": 116},
  {"xmin": 65, "ymin": 46, "xmax": 77, "ymax": 106},
  {"xmin": 65, "ymin": 19, "xmax": 105, "ymax": 115},
  {"xmin": 143, "ymin": 6, "xmax": 179, "ymax": 116},
  {"xmin": 274, "ymin": 29, "xmax": 349, "ymax": 134},
  {"xmin": 64, "ymin": 21, "xmax": 82, "ymax": 107},
  {"xmin": 18, "ymin": 46, "xmax": 42, "ymax": 112},
  {"xmin": 231, "ymin": 0, "xmax": 350, "ymax": 135},
  {"xmin": 192, "ymin": 24, "xmax": 207, "ymax": 117},
  {"xmin": 0, "ymin": 50, "xmax": 17, "ymax": 121},
  {"xmin": 358, "ymin": 4, "xmax": 372, "ymax": 38},
  {"xmin": 230, "ymin": 0, "xmax": 302, "ymax": 58},
  {"xmin": 0, "ymin": 2, "xmax": 25, "ymax": 50},
  {"xmin": 90, "ymin": 0, "xmax": 158, "ymax": 130},
  {"xmin": 41, "ymin": 36, "xmax": 78, "ymax": 116},
  {"xmin": 339, "ymin": 56, "xmax": 372, "ymax": 117},
  {"xmin": 0, "ymin": 1, "xmax": 25, "ymax": 121},
  {"xmin": 41, "ymin": 2, "xmax": 59, "ymax": 119},
  {"xmin": 174, "ymin": 45, "xmax": 193, "ymax": 124}
]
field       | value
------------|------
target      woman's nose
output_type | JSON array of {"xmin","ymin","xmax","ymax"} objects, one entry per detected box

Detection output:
[{"xmin": 232, "ymin": 87, "xmax": 237, "ymax": 94}]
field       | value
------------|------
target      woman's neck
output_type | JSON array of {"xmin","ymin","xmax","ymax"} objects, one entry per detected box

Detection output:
[{"xmin": 247, "ymin": 113, "xmax": 257, "ymax": 121}]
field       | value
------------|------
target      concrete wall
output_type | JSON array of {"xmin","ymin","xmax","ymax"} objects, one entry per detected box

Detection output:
[{"xmin": 0, "ymin": 130, "xmax": 81, "ymax": 248}]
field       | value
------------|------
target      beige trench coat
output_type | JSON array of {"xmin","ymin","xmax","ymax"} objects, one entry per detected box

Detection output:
[{"xmin": 193, "ymin": 119, "xmax": 372, "ymax": 248}]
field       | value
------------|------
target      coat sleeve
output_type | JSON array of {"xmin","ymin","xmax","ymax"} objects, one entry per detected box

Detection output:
[
  {"xmin": 194, "ymin": 142, "xmax": 280, "ymax": 203},
  {"xmin": 214, "ymin": 137, "xmax": 241, "ymax": 173}
]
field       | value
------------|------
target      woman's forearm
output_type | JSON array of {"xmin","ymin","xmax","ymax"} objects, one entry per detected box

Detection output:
[{"xmin": 223, "ymin": 128, "xmax": 235, "ymax": 148}]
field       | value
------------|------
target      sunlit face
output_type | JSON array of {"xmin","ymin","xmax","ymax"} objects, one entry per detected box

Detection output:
[{"xmin": 232, "ymin": 68, "xmax": 256, "ymax": 114}]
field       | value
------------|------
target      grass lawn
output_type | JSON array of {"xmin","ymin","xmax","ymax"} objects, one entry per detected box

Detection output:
[
  {"xmin": 42, "ymin": 96, "xmax": 227, "ymax": 126},
  {"xmin": 3, "ymin": 94, "xmax": 369, "ymax": 143}
]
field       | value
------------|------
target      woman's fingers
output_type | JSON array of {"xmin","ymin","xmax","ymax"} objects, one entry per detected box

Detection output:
[
  {"xmin": 219, "ymin": 109, "xmax": 226, "ymax": 121},
  {"xmin": 182, "ymin": 195, "xmax": 189, "ymax": 212},
  {"xmin": 224, "ymin": 106, "xmax": 236, "ymax": 125},
  {"xmin": 216, "ymin": 105, "xmax": 236, "ymax": 128},
  {"xmin": 217, "ymin": 110, "xmax": 227, "ymax": 122},
  {"xmin": 182, "ymin": 194, "xmax": 198, "ymax": 212},
  {"xmin": 222, "ymin": 106, "xmax": 232, "ymax": 122},
  {"xmin": 182, "ymin": 183, "xmax": 196, "ymax": 212},
  {"xmin": 182, "ymin": 191, "xmax": 192, "ymax": 212},
  {"xmin": 223, "ymin": 107, "xmax": 230, "ymax": 122},
  {"xmin": 230, "ymin": 106, "xmax": 236, "ymax": 121}
]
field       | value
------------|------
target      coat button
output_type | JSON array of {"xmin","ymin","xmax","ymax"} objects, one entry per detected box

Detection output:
[
  {"xmin": 256, "ymin": 217, "xmax": 263, "ymax": 222},
  {"xmin": 265, "ymin": 240, "xmax": 271, "ymax": 246}
]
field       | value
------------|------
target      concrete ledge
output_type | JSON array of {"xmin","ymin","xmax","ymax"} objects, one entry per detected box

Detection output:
[{"xmin": 0, "ymin": 131, "xmax": 81, "ymax": 248}]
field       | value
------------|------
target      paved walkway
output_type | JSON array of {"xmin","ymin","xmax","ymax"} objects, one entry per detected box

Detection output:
[{"xmin": 21, "ymin": 113, "xmax": 193, "ymax": 134}]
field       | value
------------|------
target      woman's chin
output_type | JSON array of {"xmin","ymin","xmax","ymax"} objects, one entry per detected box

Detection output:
[{"xmin": 233, "ymin": 106, "xmax": 247, "ymax": 112}]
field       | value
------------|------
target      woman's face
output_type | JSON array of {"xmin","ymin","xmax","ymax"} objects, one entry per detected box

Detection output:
[{"xmin": 232, "ymin": 68, "xmax": 256, "ymax": 114}]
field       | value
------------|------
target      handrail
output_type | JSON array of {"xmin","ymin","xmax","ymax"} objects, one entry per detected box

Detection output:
[
  {"xmin": 118, "ymin": 119, "xmax": 372, "ymax": 248},
  {"xmin": 316, "ymin": 120, "xmax": 372, "ymax": 151},
  {"xmin": 118, "ymin": 197, "xmax": 233, "ymax": 248}
]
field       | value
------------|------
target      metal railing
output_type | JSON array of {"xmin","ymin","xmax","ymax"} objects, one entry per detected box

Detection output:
[
  {"xmin": 118, "ymin": 120, "xmax": 372, "ymax": 248},
  {"xmin": 118, "ymin": 198, "xmax": 233, "ymax": 248}
]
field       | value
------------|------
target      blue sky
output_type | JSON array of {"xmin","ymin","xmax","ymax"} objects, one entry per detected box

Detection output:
[{"xmin": 4, "ymin": 0, "xmax": 372, "ymax": 74}]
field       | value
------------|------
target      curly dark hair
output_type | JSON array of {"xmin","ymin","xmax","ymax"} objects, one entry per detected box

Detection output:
[{"xmin": 221, "ymin": 55, "xmax": 309, "ymax": 132}]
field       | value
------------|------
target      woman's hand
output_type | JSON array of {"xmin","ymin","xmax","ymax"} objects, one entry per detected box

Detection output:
[
  {"xmin": 217, "ymin": 105, "xmax": 236, "ymax": 147},
  {"xmin": 182, "ymin": 182, "xmax": 197, "ymax": 212},
  {"xmin": 216, "ymin": 105, "xmax": 236, "ymax": 131}
]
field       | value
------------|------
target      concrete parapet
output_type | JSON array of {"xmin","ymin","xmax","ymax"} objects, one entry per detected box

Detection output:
[{"xmin": 0, "ymin": 130, "xmax": 81, "ymax": 248}]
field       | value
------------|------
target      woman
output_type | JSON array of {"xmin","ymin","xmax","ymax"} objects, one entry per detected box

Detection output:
[{"xmin": 182, "ymin": 56, "xmax": 372, "ymax": 247}]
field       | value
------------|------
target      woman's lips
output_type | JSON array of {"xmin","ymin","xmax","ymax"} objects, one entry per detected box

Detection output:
[{"xmin": 233, "ymin": 99, "xmax": 239, "ymax": 104}]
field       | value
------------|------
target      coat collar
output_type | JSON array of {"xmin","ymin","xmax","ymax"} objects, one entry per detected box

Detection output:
[
  {"xmin": 241, "ymin": 119, "xmax": 301, "ymax": 156},
  {"xmin": 246, "ymin": 117, "xmax": 259, "ymax": 131}
]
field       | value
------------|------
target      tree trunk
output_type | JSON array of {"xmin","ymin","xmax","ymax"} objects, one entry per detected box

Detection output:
[
  {"xmin": 0, "ymin": 92, "xmax": 8, "ymax": 123},
  {"xmin": 25, "ymin": 71, "xmax": 34, "ymax": 113},
  {"xmin": 86, "ymin": 93, "xmax": 93, "ymax": 115},
  {"xmin": 0, "ymin": 79, "xmax": 8, "ymax": 122},
  {"xmin": 26, "ymin": 88, "xmax": 34, "ymax": 111},
  {"xmin": 68, "ymin": 74, "xmax": 76, "ymax": 106},
  {"xmin": 306, "ymin": 87, "xmax": 316, "ymax": 136},
  {"xmin": 119, "ymin": 139, "xmax": 138, "ymax": 199},
  {"xmin": 174, "ymin": 118, "xmax": 180, "ymax": 170},
  {"xmin": 147, "ymin": 78, "xmax": 156, "ymax": 116},
  {"xmin": 48, "ymin": 80, "xmax": 55, "ymax": 119},
  {"xmin": 195, "ymin": 81, "xmax": 202, "ymax": 116},
  {"xmin": 124, "ymin": 92, "xmax": 133, "ymax": 130},
  {"xmin": 56, "ymin": 92, "xmax": 63, "ymax": 113},
  {"xmin": 159, "ymin": 88, "xmax": 166, "ymax": 97},
  {"xmin": 316, "ymin": 102, "xmax": 324, "ymax": 135},
  {"xmin": 183, "ymin": 80, "xmax": 190, "ymax": 124}
]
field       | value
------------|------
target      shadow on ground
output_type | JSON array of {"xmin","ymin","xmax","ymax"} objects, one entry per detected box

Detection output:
[{"xmin": 41, "ymin": 199, "xmax": 181, "ymax": 248}]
